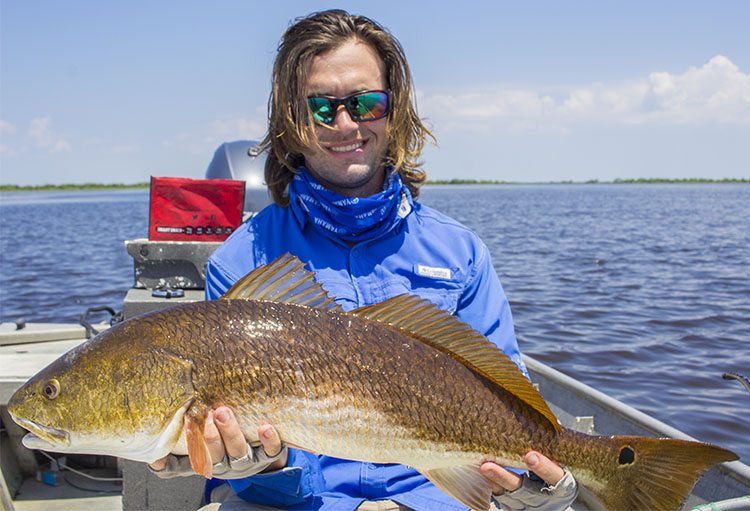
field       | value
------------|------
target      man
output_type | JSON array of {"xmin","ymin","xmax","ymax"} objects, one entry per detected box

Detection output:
[{"xmin": 151, "ymin": 10, "xmax": 577, "ymax": 511}]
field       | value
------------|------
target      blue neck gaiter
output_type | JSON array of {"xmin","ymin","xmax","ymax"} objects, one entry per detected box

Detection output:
[{"xmin": 288, "ymin": 166, "xmax": 410, "ymax": 243}]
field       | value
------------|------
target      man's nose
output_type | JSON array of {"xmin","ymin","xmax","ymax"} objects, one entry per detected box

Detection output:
[{"xmin": 332, "ymin": 106, "xmax": 359, "ymax": 132}]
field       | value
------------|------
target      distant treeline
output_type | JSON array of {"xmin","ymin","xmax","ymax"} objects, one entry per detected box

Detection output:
[
  {"xmin": 1, "ymin": 178, "xmax": 747, "ymax": 192},
  {"xmin": 0, "ymin": 182, "xmax": 150, "ymax": 192},
  {"xmin": 427, "ymin": 179, "xmax": 512, "ymax": 185},
  {"xmin": 427, "ymin": 178, "xmax": 749, "ymax": 185},
  {"xmin": 611, "ymin": 177, "xmax": 748, "ymax": 184}
]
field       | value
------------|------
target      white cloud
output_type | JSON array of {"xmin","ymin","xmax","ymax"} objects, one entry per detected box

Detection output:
[
  {"xmin": 426, "ymin": 91, "xmax": 555, "ymax": 119},
  {"xmin": 0, "ymin": 120, "xmax": 17, "ymax": 136},
  {"xmin": 28, "ymin": 117, "xmax": 72, "ymax": 152},
  {"xmin": 420, "ymin": 55, "xmax": 750, "ymax": 129},
  {"xmin": 1, "ymin": 121, "xmax": 18, "ymax": 156},
  {"xmin": 207, "ymin": 117, "xmax": 266, "ymax": 142},
  {"xmin": 638, "ymin": 55, "xmax": 750, "ymax": 123},
  {"xmin": 162, "ymin": 115, "xmax": 266, "ymax": 155}
]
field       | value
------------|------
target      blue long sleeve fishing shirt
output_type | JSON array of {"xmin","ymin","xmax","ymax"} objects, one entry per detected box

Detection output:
[{"xmin": 204, "ymin": 192, "xmax": 524, "ymax": 511}]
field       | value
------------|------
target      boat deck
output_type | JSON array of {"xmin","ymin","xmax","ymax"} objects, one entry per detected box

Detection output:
[{"xmin": 10, "ymin": 475, "xmax": 121, "ymax": 511}]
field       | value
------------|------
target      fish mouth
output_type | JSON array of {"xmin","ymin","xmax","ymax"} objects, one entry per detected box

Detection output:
[{"xmin": 12, "ymin": 417, "xmax": 70, "ymax": 448}]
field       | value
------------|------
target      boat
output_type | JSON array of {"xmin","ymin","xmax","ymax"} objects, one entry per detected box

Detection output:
[{"xmin": 1, "ymin": 141, "xmax": 748, "ymax": 511}]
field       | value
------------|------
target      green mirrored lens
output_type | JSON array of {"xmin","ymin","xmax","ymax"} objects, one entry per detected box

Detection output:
[
  {"xmin": 348, "ymin": 92, "xmax": 388, "ymax": 120},
  {"xmin": 307, "ymin": 97, "xmax": 335, "ymax": 124}
]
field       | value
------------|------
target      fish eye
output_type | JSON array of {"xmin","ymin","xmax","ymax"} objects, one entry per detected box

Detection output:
[{"xmin": 43, "ymin": 379, "xmax": 61, "ymax": 400}]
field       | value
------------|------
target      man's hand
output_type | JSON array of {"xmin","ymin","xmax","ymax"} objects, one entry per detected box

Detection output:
[
  {"xmin": 480, "ymin": 451, "xmax": 578, "ymax": 511},
  {"xmin": 206, "ymin": 406, "xmax": 287, "ymax": 472},
  {"xmin": 148, "ymin": 406, "xmax": 287, "ymax": 477}
]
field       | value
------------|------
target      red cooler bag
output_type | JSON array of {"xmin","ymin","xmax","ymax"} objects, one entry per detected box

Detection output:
[{"xmin": 149, "ymin": 176, "xmax": 245, "ymax": 241}]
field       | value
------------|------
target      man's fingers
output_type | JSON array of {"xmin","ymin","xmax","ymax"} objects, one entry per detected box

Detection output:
[
  {"xmin": 258, "ymin": 423, "xmax": 283, "ymax": 457},
  {"xmin": 524, "ymin": 451, "xmax": 565, "ymax": 486},
  {"xmin": 480, "ymin": 462, "xmax": 523, "ymax": 493},
  {"xmin": 214, "ymin": 407, "xmax": 249, "ymax": 460},
  {"xmin": 258, "ymin": 423, "xmax": 287, "ymax": 471},
  {"xmin": 149, "ymin": 456, "xmax": 168, "ymax": 471},
  {"xmin": 480, "ymin": 452, "xmax": 566, "ymax": 495},
  {"xmin": 202, "ymin": 411, "xmax": 226, "ymax": 463}
]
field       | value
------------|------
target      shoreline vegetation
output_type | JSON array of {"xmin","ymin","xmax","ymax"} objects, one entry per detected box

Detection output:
[
  {"xmin": 0, "ymin": 178, "xmax": 747, "ymax": 192},
  {"xmin": 429, "ymin": 177, "xmax": 749, "ymax": 185}
]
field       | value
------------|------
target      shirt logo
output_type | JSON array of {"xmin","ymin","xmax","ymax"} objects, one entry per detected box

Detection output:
[{"xmin": 416, "ymin": 264, "xmax": 452, "ymax": 280}]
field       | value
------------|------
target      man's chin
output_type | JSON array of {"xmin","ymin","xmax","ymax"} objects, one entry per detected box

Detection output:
[{"xmin": 307, "ymin": 164, "xmax": 385, "ymax": 197}]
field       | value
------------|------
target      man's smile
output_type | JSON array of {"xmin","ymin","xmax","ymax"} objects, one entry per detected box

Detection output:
[{"xmin": 327, "ymin": 141, "xmax": 366, "ymax": 153}]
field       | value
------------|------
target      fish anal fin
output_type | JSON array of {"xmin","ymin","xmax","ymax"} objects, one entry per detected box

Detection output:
[
  {"xmin": 222, "ymin": 253, "xmax": 341, "ymax": 311},
  {"xmin": 421, "ymin": 465, "xmax": 492, "ymax": 511},
  {"xmin": 351, "ymin": 295, "xmax": 560, "ymax": 432},
  {"xmin": 185, "ymin": 406, "xmax": 212, "ymax": 479}
]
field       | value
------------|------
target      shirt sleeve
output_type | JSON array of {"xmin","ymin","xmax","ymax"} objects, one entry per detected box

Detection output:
[
  {"xmin": 204, "ymin": 257, "xmax": 236, "ymax": 300},
  {"xmin": 455, "ymin": 242, "xmax": 528, "ymax": 376},
  {"xmin": 204, "ymin": 256, "xmax": 324, "ymax": 506},
  {"xmin": 226, "ymin": 449, "xmax": 322, "ymax": 507}
]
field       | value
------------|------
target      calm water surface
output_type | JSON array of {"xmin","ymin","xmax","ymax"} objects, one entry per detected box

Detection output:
[{"xmin": 1, "ymin": 185, "xmax": 748, "ymax": 462}]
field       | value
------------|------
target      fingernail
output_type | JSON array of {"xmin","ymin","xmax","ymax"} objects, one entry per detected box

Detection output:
[
  {"xmin": 215, "ymin": 410, "xmax": 229, "ymax": 424},
  {"xmin": 527, "ymin": 453, "xmax": 539, "ymax": 467}
]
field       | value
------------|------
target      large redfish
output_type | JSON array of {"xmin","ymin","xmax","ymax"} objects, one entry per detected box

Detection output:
[{"xmin": 7, "ymin": 254, "xmax": 737, "ymax": 510}]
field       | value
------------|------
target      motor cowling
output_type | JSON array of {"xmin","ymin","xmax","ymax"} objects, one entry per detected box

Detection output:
[{"xmin": 205, "ymin": 140, "xmax": 272, "ymax": 214}]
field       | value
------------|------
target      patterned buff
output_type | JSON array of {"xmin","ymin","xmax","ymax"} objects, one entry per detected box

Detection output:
[{"xmin": 288, "ymin": 166, "xmax": 411, "ymax": 243}]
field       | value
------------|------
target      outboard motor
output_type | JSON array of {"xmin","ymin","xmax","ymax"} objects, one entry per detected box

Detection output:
[{"xmin": 205, "ymin": 140, "xmax": 272, "ymax": 213}]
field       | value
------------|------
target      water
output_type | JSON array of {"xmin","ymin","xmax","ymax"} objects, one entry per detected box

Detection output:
[
  {"xmin": 1, "ymin": 185, "xmax": 748, "ymax": 463},
  {"xmin": 0, "ymin": 190, "xmax": 149, "ymax": 323},
  {"xmin": 420, "ymin": 184, "xmax": 750, "ymax": 463}
]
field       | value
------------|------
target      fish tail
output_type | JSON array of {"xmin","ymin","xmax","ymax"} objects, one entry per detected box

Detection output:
[{"xmin": 565, "ymin": 432, "xmax": 738, "ymax": 510}]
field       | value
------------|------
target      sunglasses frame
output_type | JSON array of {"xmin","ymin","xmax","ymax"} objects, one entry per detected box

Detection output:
[{"xmin": 306, "ymin": 89, "xmax": 391, "ymax": 125}]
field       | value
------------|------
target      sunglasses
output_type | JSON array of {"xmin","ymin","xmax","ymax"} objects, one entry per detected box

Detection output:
[{"xmin": 306, "ymin": 90, "xmax": 390, "ymax": 125}]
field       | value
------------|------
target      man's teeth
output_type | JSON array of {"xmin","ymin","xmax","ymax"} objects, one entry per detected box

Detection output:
[{"xmin": 329, "ymin": 142, "xmax": 363, "ymax": 153}]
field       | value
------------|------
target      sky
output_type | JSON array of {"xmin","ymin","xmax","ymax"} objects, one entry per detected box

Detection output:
[{"xmin": 1, "ymin": 1, "xmax": 749, "ymax": 185}]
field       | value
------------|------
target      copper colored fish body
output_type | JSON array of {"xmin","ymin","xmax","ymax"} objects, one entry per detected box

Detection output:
[{"xmin": 7, "ymin": 255, "xmax": 738, "ymax": 511}]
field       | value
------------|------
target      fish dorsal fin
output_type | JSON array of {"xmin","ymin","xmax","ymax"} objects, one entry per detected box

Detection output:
[
  {"xmin": 351, "ymin": 294, "xmax": 560, "ymax": 431},
  {"xmin": 222, "ymin": 253, "xmax": 341, "ymax": 311}
]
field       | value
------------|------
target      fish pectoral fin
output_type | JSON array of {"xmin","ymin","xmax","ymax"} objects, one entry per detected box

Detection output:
[
  {"xmin": 421, "ymin": 465, "xmax": 493, "ymax": 511},
  {"xmin": 185, "ymin": 407, "xmax": 213, "ymax": 479}
]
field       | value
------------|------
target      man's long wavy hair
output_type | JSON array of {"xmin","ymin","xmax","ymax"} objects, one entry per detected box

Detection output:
[{"xmin": 260, "ymin": 9, "xmax": 435, "ymax": 206}]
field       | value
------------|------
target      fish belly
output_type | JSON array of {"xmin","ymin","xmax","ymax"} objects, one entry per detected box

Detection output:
[{"xmin": 233, "ymin": 396, "xmax": 510, "ymax": 471}]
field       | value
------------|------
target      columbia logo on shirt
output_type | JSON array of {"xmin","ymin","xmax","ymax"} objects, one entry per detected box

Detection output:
[{"xmin": 416, "ymin": 264, "xmax": 452, "ymax": 280}]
